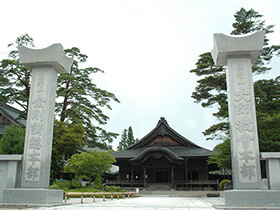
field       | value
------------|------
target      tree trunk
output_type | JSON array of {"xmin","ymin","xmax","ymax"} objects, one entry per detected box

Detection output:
[{"xmin": 60, "ymin": 80, "xmax": 70, "ymax": 122}]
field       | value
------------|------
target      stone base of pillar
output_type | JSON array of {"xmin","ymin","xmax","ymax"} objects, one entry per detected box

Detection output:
[
  {"xmin": 219, "ymin": 189, "xmax": 280, "ymax": 208},
  {"xmin": 1, "ymin": 188, "xmax": 63, "ymax": 204}
]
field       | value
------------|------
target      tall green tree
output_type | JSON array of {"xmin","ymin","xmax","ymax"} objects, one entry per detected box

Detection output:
[
  {"xmin": 0, "ymin": 124, "xmax": 25, "ymax": 154},
  {"xmin": 117, "ymin": 126, "xmax": 137, "ymax": 150},
  {"xmin": 0, "ymin": 34, "xmax": 120, "ymax": 148},
  {"xmin": 64, "ymin": 150, "xmax": 116, "ymax": 188},
  {"xmin": 255, "ymin": 77, "xmax": 280, "ymax": 152},
  {"xmin": 117, "ymin": 129, "xmax": 127, "ymax": 151},
  {"xmin": 208, "ymin": 139, "xmax": 231, "ymax": 170},
  {"xmin": 0, "ymin": 34, "xmax": 34, "ymax": 112},
  {"xmin": 56, "ymin": 47, "xmax": 120, "ymax": 148},
  {"xmin": 51, "ymin": 121, "xmax": 88, "ymax": 180},
  {"xmin": 191, "ymin": 8, "xmax": 280, "ymax": 170},
  {"xmin": 191, "ymin": 8, "xmax": 280, "ymax": 142},
  {"xmin": 208, "ymin": 77, "xmax": 280, "ymax": 170}
]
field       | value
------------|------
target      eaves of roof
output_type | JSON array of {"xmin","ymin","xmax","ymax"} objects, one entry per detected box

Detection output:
[{"xmin": 113, "ymin": 146, "xmax": 212, "ymax": 159}]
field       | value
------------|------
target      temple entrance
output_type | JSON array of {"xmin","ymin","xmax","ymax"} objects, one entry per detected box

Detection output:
[{"xmin": 156, "ymin": 170, "xmax": 169, "ymax": 183}]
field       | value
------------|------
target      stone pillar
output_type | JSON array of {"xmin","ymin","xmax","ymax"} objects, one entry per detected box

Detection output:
[
  {"xmin": 19, "ymin": 44, "xmax": 73, "ymax": 188},
  {"xmin": 212, "ymin": 31, "xmax": 280, "ymax": 207},
  {"xmin": 1, "ymin": 44, "xmax": 73, "ymax": 204},
  {"xmin": 0, "ymin": 155, "xmax": 22, "ymax": 201}
]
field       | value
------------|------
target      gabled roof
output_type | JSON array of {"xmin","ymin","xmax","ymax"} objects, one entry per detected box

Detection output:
[
  {"xmin": 0, "ymin": 104, "xmax": 26, "ymax": 135},
  {"xmin": 113, "ymin": 118, "xmax": 212, "ymax": 160},
  {"xmin": 127, "ymin": 117, "xmax": 201, "ymax": 149},
  {"xmin": 130, "ymin": 147, "xmax": 184, "ymax": 163}
]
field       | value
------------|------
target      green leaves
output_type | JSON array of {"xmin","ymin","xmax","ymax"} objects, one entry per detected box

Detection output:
[
  {"xmin": 64, "ymin": 150, "xmax": 116, "ymax": 187},
  {"xmin": 190, "ymin": 8, "xmax": 280, "ymax": 142},
  {"xmin": 117, "ymin": 126, "xmax": 137, "ymax": 150},
  {"xmin": 0, "ymin": 124, "xmax": 25, "ymax": 154},
  {"xmin": 51, "ymin": 121, "xmax": 88, "ymax": 179},
  {"xmin": 208, "ymin": 139, "xmax": 231, "ymax": 170},
  {"xmin": 0, "ymin": 35, "xmax": 120, "ymax": 149},
  {"xmin": 56, "ymin": 47, "xmax": 120, "ymax": 148},
  {"xmin": 255, "ymin": 78, "xmax": 280, "ymax": 153},
  {"xmin": 191, "ymin": 8, "xmax": 280, "ymax": 170}
]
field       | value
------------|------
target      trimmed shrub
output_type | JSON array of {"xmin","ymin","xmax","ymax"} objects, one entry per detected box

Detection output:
[
  {"xmin": 71, "ymin": 179, "xmax": 82, "ymax": 189},
  {"xmin": 49, "ymin": 184, "xmax": 60, "ymax": 189},
  {"xmin": 219, "ymin": 179, "xmax": 230, "ymax": 191},
  {"xmin": 105, "ymin": 185, "xmax": 122, "ymax": 192},
  {"xmin": 56, "ymin": 182, "xmax": 71, "ymax": 189}
]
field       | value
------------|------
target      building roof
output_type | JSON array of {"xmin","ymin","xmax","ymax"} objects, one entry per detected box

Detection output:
[
  {"xmin": 128, "ymin": 117, "xmax": 202, "ymax": 149},
  {"xmin": 0, "ymin": 104, "xmax": 26, "ymax": 134},
  {"xmin": 0, "ymin": 104, "xmax": 26, "ymax": 126},
  {"xmin": 113, "ymin": 117, "xmax": 212, "ymax": 160},
  {"xmin": 113, "ymin": 147, "xmax": 211, "ymax": 159}
]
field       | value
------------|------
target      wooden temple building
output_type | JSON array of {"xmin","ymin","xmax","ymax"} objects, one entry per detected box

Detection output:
[
  {"xmin": 0, "ymin": 104, "xmax": 26, "ymax": 139},
  {"xmin": 110, "ymin": 118, "xmax": 219, "ymax": 191}
]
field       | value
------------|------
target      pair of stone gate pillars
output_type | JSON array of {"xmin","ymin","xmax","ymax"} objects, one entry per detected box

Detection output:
[
  {"xmin": 212, "ymin": 31, "xmax": 280, "ymax": 208},
  {"xmin": 0, "ymin": 32, "xmax": 279, "ymax": 207}
]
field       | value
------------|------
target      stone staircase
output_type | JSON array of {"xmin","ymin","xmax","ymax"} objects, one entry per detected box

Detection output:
[
  {"xmin": 139, "ymin": 190, "xmax": 220, "ymax": 197},
  {"xmin": 146, "ymin": 183, "xmax": 172, "ymax": 191}
]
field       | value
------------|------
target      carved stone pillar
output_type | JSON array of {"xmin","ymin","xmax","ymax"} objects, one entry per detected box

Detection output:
[
  {"xmin": 2, "ymin": 44, "xmax": 73, "ymax": 204},
  {"xmin": 212, "ymin": 31, "xmax": 280, "ymax": 207}
]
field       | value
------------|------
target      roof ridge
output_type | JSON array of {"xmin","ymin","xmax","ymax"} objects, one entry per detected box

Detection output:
[{"xmin": 127, "ymin": 117, "xmax": 202, "ymax": 149}]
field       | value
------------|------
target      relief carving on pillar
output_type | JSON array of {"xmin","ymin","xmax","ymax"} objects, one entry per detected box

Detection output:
[
  {"xmin": 25, "ymin": 72, "xmax": 46, "ymax": 182},
  {"xmin": 232, "ymin": 61, "xmax": 257, "ymax": 182}
]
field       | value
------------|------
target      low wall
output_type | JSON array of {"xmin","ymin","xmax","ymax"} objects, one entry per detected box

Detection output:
[
  {"xmin": 0, "ymin": 155, "xmax": 22, "ymax": 201},
  {"xmin": 261, "ymin": 152, "xmax": 280, "ymax": 190}
]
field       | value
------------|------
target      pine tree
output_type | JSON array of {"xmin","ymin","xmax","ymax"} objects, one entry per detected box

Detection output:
[
  {"xmin": 127, "ymin": 126, "xmax": 136, "ymax": 146},
  {"xmin": 117, "ymin": 129, "xmax": 128, "ymax": 151},
  {"xmin": 190, "ymin": 8, "xmax": 280, "ymax": 141},
  {"xmin": 0, "ymin": 34, "xmax": 120, "ymax": 148},
  {"xmin": 191, "ymin": 8, "xmax": 280, "ymax": 170},
  {"xmin": 117, "ymin": 126, "xmax": 137, "ymax": 150}
]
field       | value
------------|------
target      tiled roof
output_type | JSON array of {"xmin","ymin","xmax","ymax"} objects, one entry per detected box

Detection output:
[
  {"xmin": 0, "ymin": 104, "xmax": 26, "ymax": 126},
  {"xmin": 113, "ymin": 147, "xmax": 212, "ymax": 159},
  {"xmin": 113, "ymin": 117, "xmax": 212, "ymax": 159}
]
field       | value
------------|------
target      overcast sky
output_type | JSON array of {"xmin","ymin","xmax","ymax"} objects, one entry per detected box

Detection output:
[{"xmin": 1, "ymin": 0, "xmax": 280, "ymax": 150}]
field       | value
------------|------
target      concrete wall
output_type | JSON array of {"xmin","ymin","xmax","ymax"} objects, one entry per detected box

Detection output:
[{"xmin": 0, "ymin": 155, "xmax": 22, "ymax": 201}]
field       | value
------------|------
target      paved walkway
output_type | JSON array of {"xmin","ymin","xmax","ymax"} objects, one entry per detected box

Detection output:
[{"xmin": 24, "ymin": 196, "xmax": 224, "ymax": 210}]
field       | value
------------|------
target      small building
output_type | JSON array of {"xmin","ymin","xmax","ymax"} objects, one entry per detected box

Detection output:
[
  {"xmin": 0, "ymin": 104, "xmax": 26, "ymax": 139},
  {"xmin": 110, "ymin": 117, "xmax": 219, "ymax": 190}
]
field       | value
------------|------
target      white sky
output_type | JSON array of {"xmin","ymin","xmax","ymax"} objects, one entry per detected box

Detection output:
[{"xmin": 1, "ymin": 0, "xmax": 280, "ymax": 150}]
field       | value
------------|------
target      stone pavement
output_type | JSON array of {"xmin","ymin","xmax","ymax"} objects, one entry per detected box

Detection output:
[{"xmin": 23, "ymin": 196, "xmax": 224, "ymax": 210}]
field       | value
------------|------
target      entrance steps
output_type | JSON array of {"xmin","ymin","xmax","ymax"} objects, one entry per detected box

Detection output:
[
  {"xmin": 146, "ymin": 183, "xmax": 172, "ymax": 191},
  {"xmin": 139, "ymin": 190, "xmax": 220, "ymax": 197}
]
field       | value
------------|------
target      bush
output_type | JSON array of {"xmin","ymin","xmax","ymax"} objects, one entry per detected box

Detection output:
[
  {"xmin": 219, "ymin": 179, "xmax": 230, "ymax": 191},
  {"xmin": 105, "ymin": 185, "xmax": 122, "ymax": 192},
  {"xmin": 71, "ymin": 179, "xmax": 82, "ymax": 189},
  {"xmin": 56, "ymin": 182, "xmax": 71, "ymax": 189},
  {"xmin": 50, "ymin": 179, "xmax": 71, "ymax": 191},
  {"xmin": 54, "ymin": 179, "xmax": 70, "ymax": 183},
  {"xmin": 49, "ymin": 184, "xmax": 60, "ymax": 189}
]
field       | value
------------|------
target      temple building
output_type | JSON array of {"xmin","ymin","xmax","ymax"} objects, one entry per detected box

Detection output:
[
  {"xmin": 110, "ymin": 117, "xmax": 219, "ymax": 190},
  {"xmin": 0, "ymin": 104, "xmax": 26, "ymax": 139}
]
